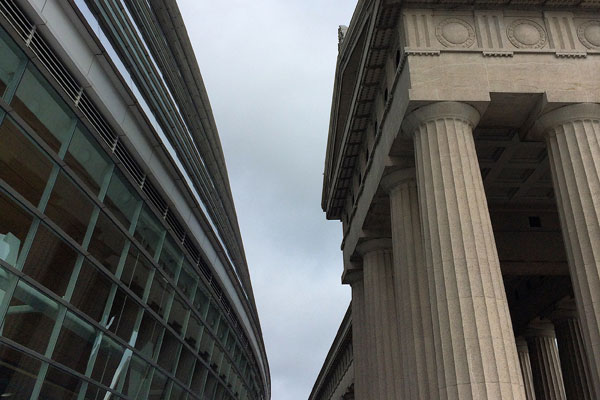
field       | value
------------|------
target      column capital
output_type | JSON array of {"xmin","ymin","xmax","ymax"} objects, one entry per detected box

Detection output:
[
  {"xmin": 525, "ymin": 318, "xmax": 556, "ymax": 339},
  {"xmin": 401, "ymin": 101, "xmax": 481, "ymax": 136},
  {"xmin": 355, "ymin": 238, "xmax": 392, "ymax": 257},
  {"xmin": 342, "ymin": 267, "xmax": 364, "ymax": 285},
  {"xmin": 515, "ymin": 336, "xmax": 529, "ymax": 352},
  {"xmin": 381, "ymin": 168, "xmax": 416, "ymax": 194},
  {"xmin": 549, "ymin": 298, "xmax": 579, "ymax": 325},
  {"xmin": 531, "ymin": 103, "xmax": 600, "ymax": 139}
]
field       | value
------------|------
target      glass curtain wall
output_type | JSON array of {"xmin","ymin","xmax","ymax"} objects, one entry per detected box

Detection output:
[{"xmin": 0, "ymin": 26, "xmax": 260, "ymax": 400}]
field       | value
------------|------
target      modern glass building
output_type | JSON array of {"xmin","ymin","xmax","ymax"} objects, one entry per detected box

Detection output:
[{"xmin": 0, "ymin": 0, "xmax": 269, "ymax": 399}]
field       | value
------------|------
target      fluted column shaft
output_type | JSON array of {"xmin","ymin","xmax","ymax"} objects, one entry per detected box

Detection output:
[
  {"xmin": 405, "ymin": 101, "xmax": 525, "ymax": 400},
  {"xmin": 552, "ymin": 307, "xmax": 594, "ymax": 400},
  {"xmin": 349, "ymin": 272, "xmax": 370, "ymax": 400},
  {"xmin": 526, "ymin": 321, "xmax": 567, "ymax": 400},
  {"xmin": 516, "ymin": 337, "xmax": 537, "ymax": 400},
  {"xmin": 383, "ymin": 170, "xmax": 438, "ymax": 399},
  {"xmin": 360, "ymin": 240, "xmax": 403, "ymax": 400},
  {"xmin": 536, "ymin": 103, "xmax": 600, "ymax": 397}
]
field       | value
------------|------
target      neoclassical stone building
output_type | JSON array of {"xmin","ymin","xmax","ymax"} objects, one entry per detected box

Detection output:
[{"xmin": 314, "ymin": 0, "xmax": 600, "ymax": 399}]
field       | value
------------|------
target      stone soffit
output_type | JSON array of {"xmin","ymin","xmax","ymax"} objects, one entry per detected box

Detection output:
[{"xmin": 323, "ymin": 0, "xmax": 600, "ymax": 220}]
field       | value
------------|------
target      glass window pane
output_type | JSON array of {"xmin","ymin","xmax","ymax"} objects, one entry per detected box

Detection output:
[
  {"xmin": 135, "ymin": 311, "xmax": 163, "ymax": 359},
  {"xmin": 23, "ymin": 223, "xmax": 78, "ymax": 296},
  {"xmin": 0, "ymin": 30, "xmax": 23, "ymax": 97},
  {"xmin": 120, "ymin": 245, "xmax": 152, "ymax": 299},
  {"xmin": 45, "ymin": 171, "xmax": 94, "ymax": 244},
  {"xmin": 91, "ymin": 334, "xmax": 124, "ymax": 387},
  {"xmin": 157, "ymin": 329, "xmax": 180, "ymax": 373},
  {"xmin": 0, "ymin": 117, "xmax": 53, "ymax": 206},
  {"xmin": 176, "ymin": 347, "xmax": 195, "ymax": 385},
  {"xmin": 11, "ymin": 66, "xmax": 74, "ymax": 153},
  {"xmin": 53, "ymin": 311, "xmax": 95, "ymax": 374},
  {"xmin": 64, "ymin": 124, "xmax": 111, "ymax": 196},
  {"xmin": 104, "ymin": 170, "xmax": 141, "ymax": 230},
  {"xmin": 171, "ymin": 381, "xmax": 188, "ymax": 400},
  {"xmin": 39, "ymin": 364, "xmax": 84, "ymax": 400},
  {"xmin": 158, "ymin": 237, "xmax": 181, "ymax": 280},
  {"xmin": 194, "ymin": 287, "xmax": 209, "ymax": 318},
  {"xmin": 0, "ymin": 190, "xmax": 33, "ymax": 267},
  {"xmin": 134, "ymin": 206, "xmax": 164, "ymax": 257},
  {"xmin": 120, "ymin": 354, "xmax": 152, "ymax": 397},
  {"xmin": 168, "ymin": 294, "xmax": 187, "ymax": 336},
  {"xmin": 0, "ymin": 343, "xmax": 41, "ymax": 399},
  {"xmin": 2, "ymin": 281, "xmax": 59, "ymax": 354},
  {"xmin": 177, "ymin": 262, "xmax": 197, "ymax": 300},
  {"xmin": 149, "ymin": 369, "xmax": 169, "ymax": 400},
  {"xmin": 87, "ymin": 211, "xmax": 126, "ymax": 274},
  {"xmin": 185, "ymin": 316, "xmax": 201, "ymax": 350},
  {"xmin": 70, "ymin": 261, "xmax": 111, "ymax": 322},
  {"xmin": 190, "ymin": 362, "xmax": 207, "ymax": 392},
  {"xmin": 147, "ymin": 273, "xmax": 171, "ymax": 319},
  {"xmin": 107, "ymin": 288, "xmax": 140, "ymax": 341},
  {"xmin": 206, "ymin": 303, "xmax": 219, "ymax": 330}
]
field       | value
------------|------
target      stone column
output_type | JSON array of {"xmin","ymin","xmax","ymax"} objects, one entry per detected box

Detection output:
[
  {"xmin": 525, "ymin": 320, "xmax": 567, "ymax": 400},
  {"xmin": 358, "ymin": 239, "xmax": 403, "ymax": 400},
  {"xmin": 382, "ymin": 169, "xmax": 437, "ymax": 399},
  {"xmin": 516, "ymin": 337, "xmax": 537, "ymax": 400},
  {"xmin": 403, "ymin": 101, "xmax": 525, "ymax": 400},
  {"xmin": 534, "ymin": 103, "xmax": 600, "ymax": 396},
  {"xmin": 346, "ymin": 269, "xmax": 370, "ymax": 400},
  {"xmin": 550, "ymin": 298, "xmax": 595, "ymax": 400}
]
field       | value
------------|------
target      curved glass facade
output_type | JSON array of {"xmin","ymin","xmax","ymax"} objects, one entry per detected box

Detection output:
[{"xmin": 0, "ymin": 8, "xmax": 265, "ymax": 399}]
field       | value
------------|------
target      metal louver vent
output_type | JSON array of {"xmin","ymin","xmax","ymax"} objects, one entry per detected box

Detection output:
[
  {"xmin": 29, "ymin": 33, "xmax": 80, "ymax": 101},
  {"xmin": 0, "ymin": 0, "xmax": 30, "ymax": 40},
  {"xmin": 79, "ymin": 93, "xmax": 118, "ymax": 147},
  {"xmin": 114, "ymin": 140, "xmax": 144, "ymax": 185},
  {"xmin": 142, "ymin": 179, "xmax": 167, "ymax": 216},
  {"xmin": 166, "ymin": 210, "xmax": 185, "ymax": 241},
  {"xmin": 0, "ymin": 0, "xmax": 259, "ymax": 374}
]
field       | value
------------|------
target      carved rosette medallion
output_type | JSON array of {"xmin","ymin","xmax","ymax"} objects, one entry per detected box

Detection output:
[
  {"xmin": 577, "ymin": 20, "xmax": 600, "ymax": 49},
  {"xmin": 507, "ymin": 19, "xmax": 547, "ymax": 49},
  {"xmin": 435, "ymin": 18, "xmax": 475, "ymax": 48}
]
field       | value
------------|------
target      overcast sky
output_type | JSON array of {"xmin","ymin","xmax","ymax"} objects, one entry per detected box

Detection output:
[{"xmin": 178, "ymin": 2, "xmax": 356, "ymax": 399}]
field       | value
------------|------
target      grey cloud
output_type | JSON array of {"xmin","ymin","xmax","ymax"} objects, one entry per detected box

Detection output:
[{"xmin": 179, "ymin": 1, "xmax": 356, "ymax": 399}]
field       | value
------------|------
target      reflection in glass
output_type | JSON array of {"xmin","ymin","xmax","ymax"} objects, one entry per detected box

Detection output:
[
  {"xmin": 148, "ymin": 368, "xmax": 169, "ymax": 400},
  {"xmin": 91, "ymin": 334, "xmax": 124, "ymax": 387},
  {"xmin": 0, "ymin": 343, "xmax": 41, "ymax": 399},
  {"xmin": 0, "ymin": 117, "xmax": 53, "ymax": 206},
  {"xmin": 135, "ymin": 311, "xmax": 162, "ymax": 359},
  {"xmin": 120, "ymin": 245, "xmax": 152, "ymax": 299},
  {"xmin": 119, "ymin": 354, "xmax": 152, "ymax": 397},
  {"xmin": 2, "ymin": 281, "xmax": 59, "ymax": 354},
  {"xmin": 71, "ymin": 261, "xmax": 111, "ymax": 322},
  {"xmin": 12, "ymin": 66, "xmax": 74, "ymax": 153},
  {"xmin": 87, "ymin": 211, "xmax": 126, "ymax": 274},
  {"xmin": 176, "ymin": 347, "xmax": 195, "ymax": 385},
  {"xmin": 64, "ymin": 124, "xmax": 111, "ymax": 196},
  {"xmin": 23, "ymin": 223, "xmax": 78, "ymax": 296},
  {"xmin": 53, "ymin": 311, "xmax": 94, "ymax": 374},
  {"xmin": 0, "ymin": 190, "xmax": 33, "ymax": 267},
  {"xmin": 177, "ymin": 262, "xmax": 197, "ymax": 300},
  {"xmin": 0, "ymin": 30, "xmax": 23, "ymax": 97},
  {"xmin": 134, "ymin": 205, "xmax": 164, "ymax": 257},
  {"xmin": 39, "ymin": 364, "xmax": 84, "ymax": 400},
  {"xmin": 45, "ymin": 171, "xmax": 94, "ymax": 244},
  {"xmin": 107, "ymin": 288, "xmax": 139, "ymax": 341},
  {"xmin": 104, "ymin": 170, "xmax": 141, "ymax": 230},
  {"xmin": 147, "ymin": 273, "xmax": 171, "ymax": 319},
  {"xmin": 157, "ymin": 329, "xmax": 180, "ymax": 373},
  {"xmin": 158, "ymin": 236, "xmax": 182, "ymax": 280},
  {"xmin": 168, "ymin": 294, "xmax": 187, "ymax": 335}
]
